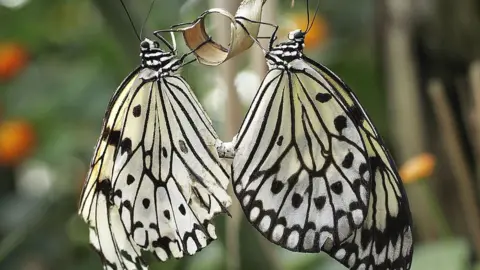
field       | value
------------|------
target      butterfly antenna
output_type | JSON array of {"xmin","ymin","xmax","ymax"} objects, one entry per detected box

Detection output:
[
  {"xmin": 305, "ymin": 0, "xmax": 310, "ymax": 32},
  {"xmin": 139, "ymin": 0, "xmax": 157, "ymax": 39},
  {"xmin": 119, "ymin": 0, "xmax": 141, "ymax": 41},
  {"xmin": 306, "ymin": 0, "xmax": 320, "ymax": 34}
]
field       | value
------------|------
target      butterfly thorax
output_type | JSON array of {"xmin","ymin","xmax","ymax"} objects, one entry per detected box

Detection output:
[
  {"xmin": 266, "ymin": 29, "xmax": 305, "ymax": 70},
  {"xmin": 140, "ymin": 38, "xmax": 182, "ymax": 77}
]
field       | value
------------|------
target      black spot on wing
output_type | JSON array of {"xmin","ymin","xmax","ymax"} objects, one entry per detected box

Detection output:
[
  {"xmin": 314, "ymin": 196, "xmax": 326, "ymax": 210},
  {"xmin": 101, "ymin": 126, "xmax": 110, "ymax": 140},
  {"xmin": 133, "ymin": 105, "xmax": 141, "ymax": 117},
  {"xmin": 133, "ymin": 221, "xmax": 144, "ymax": 231},
  {"xmin": 152, "ymin": 235, "xmax": 175, "ymax": 252},
  {"xmin": 114, "ymin": 189, "xmax": 122, "ymax": 198},
  {"xmin": 179, "ymin": 140, "xmax": 188, "ymax": 153},
  {"xmin": 348, "ymin": 104, "xmax": 365, "ymax": 123},
  {"xmin": 315, "ymin": 93, "xmax": 332, "ymax": 103},
  {"xmin": 120, "ymin": 138, "xmax": 132, "ymax": 155},
  {"xmin": 142, "ymin": 198, "xmax": 150, "ymax": 209},
  {"xmin": 369, "ymin": 156, "xmax": 382, "ymax": 171},
  {"xmin": 179, "ymin": 204, "xmax": 186, "ymax": 215},
  {"xmin": 334, "ymin": 116, "xmax": 347, "ymax": 133},
  {"xmin": 127, "ymin": 174, "xmax": 135, "ymax": 185},
  {"xmin": 291, "ymin": 193, "xmax": 303, "ymax": 208},
  {"xmin": 107, "ymin": 130, "xmax": 121, "ymax": 146},
  {"xmin": 123, "ymin": 200, "xmax": 133, "ymax": 211},
  {"xmin": 164, "ymin": 210, "xmax": 171, "ymax": 220},
  {"xmin": 96, "ymin": 179, "xmax": 112, "ymax": 197},
  {"xmin": 277, "ymin": 136, "xmax": 284, "ymax": 146},
  {"xmin": 342, "ymin": 152, "xmax": 354, "ymax": 168},
  {"xmin": 271, "ymin": 180, "xmax": 285, "ymax": 194},
  {"xmin": 348, "ymin": 201, "xmax": 363, "ymax": 212},
  {"xmin": 162, "ymin": 147, "xmax": 168, "ymax": 157},
  {"xmin": 331, "ymin": 182, "xmax": 343, "ymax": 195}
]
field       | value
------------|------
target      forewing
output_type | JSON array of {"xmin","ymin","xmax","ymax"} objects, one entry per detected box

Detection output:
[
  {"xmin": 78, "ymin": 69, "xmax": 150, "ymax": 269},
  {"xmin": 232, "ymin": 63, "xmax": 370, "ymax": 253},
  {"xmin": 79, "ymin": 68, "xmax": 140, "ymax": 226},
  {"xmin": 305, "ymin": 57, "xmax": 413, "ymax": 270},
  {"xmin": 110, "ymin": 69, "xmax": 231, "ymax": 261}
]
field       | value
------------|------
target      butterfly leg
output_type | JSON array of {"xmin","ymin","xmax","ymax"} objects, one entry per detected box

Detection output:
[
  {"xmin": 216, "ymin": 139, "xmax": 235, "ymax": 159},
  {"xmin": 234, "ymin": 16, "xmax": 278, "ymax": 50}
]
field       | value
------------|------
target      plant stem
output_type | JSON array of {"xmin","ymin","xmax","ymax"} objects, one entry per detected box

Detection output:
[{"xmin": 428, "ymin": 79, "xmax": 480, "ymax": 259}]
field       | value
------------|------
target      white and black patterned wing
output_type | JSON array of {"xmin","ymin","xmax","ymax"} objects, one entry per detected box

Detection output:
[
  {"xmin": 231, "ymin": 61, "xmax": 371, "ymax": 253},
  {"xmin": 79, "ymin": 69, "xmax": 141, "ymax": 226},
  {"xmin": 305, "ymin": 57, "xmax": 413, "ymax": 270},
  {"xmin": 79, "ymin": 69, "xmax": 147, "ymax": 270},
  {"xmin": 89, "ymin": 189, "xmax": 147, "ymax": 270},
  {"xmin": 110, "ymin": 69, "xmax": 231, "ymax": 261}
]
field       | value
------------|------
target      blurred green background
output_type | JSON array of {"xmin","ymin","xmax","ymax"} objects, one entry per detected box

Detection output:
[{"xmin": 2, "ymin": 0, "xmax": 480, "ymax": 269}]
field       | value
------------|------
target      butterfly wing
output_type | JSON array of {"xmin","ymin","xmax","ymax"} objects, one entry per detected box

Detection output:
[
  {"xmin": 89, "ymin": 190, "xmax": 147, "ymax": 270},
  {"xmin": 79, "ymin": 68, "xmax": 147, "ymax": 270},
  {"xmin": 305, "ymin": 57, "xmax": 413, "ymax": 269},
  {"xmin": 232, "ymin": 62, "xmax": 371, "ymax": 252},
  {"xmin": 79, "ymin": 67, "xmax": 231, "ymax": 266},
  {"xmin": 79, "ymin": 67, "xmax": 141, "ymax": 227},
  {"xmin": 108, "ymin": 68, "xmax": 231, "ymax": 261}
]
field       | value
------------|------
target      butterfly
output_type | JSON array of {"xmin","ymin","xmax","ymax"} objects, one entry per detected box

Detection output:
[
  {"xmin": 220, "ymin": 15, "xmax": 414, "ymax": 270},
  {"xmin": 78, "ymin": 29, "xmax": 232, "ymax": 269}
]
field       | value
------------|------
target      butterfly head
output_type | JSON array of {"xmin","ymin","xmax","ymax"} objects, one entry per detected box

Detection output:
[
  {"xmin": 266, "ymin": 29, "xmax": 304, "ymax": 69},
  {"xmin": 288, "ymin": 29, "xmax": 306, "ymax": 44},
  {"xmin": 140, "ymin": 38, "xmax": 180, "ymax": 73},
  {"xmin": 140, "ymin": 38, "xmax": 159, "ymax": 52}
]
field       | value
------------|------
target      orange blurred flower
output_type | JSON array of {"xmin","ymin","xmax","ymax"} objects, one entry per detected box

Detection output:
[
  {"xmin": 288, "ymin": 13, "xmax": 329, "ymax": 49},
  {"xmin": 0, "ymin": 120, "xmax": 36, "ymax": 165},
  {"xmin": 399, "ymin": 153, "xmax": 436, "ymax": 184},
  {"xmin": 0, "ymin": 43, "xmax": 28, "ymax": 81}
]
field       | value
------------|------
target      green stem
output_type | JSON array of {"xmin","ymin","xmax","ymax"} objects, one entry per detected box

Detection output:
[{"xmin": 420, "ymin": 180, "xmax": 452, "ymax": 238}]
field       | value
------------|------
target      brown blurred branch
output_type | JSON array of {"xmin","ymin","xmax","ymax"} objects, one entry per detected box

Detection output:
[
  {"xmin": 428, "ymin": 79, "xmax": 480, "ymax": 259},
  {"xmin": 384, "ymin": 0, "xmax": 426, "ymax": 161},
  {"xmin": 468, "ymin": 61, "xmax": 480, "ymax": 192},
  {"xmin": 209, "ymin": 0, "xmax": 242, "ymax": 269},
  {"xmin": 382, "ymin": 0, "xmax": 433, "ymax": 240}
]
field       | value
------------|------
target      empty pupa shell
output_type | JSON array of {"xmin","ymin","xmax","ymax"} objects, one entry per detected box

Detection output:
[{"xmin": 171, "ymin": 0, "xmax": 266, "ymax": 66}]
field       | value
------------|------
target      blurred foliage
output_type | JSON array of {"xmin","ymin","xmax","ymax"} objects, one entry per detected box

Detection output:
[
  {"xmin": 1, "ymin": 0, "xmax": 479, "ymax": 269},
  {"xmin": 0, "ymin": 0, "xmax": 395, "ymax": 269}
]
